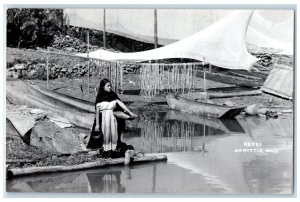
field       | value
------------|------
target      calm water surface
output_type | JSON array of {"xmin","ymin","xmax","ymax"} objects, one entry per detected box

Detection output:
[{"xmin": 7, "ymin": 110, "xmax": 293, "ymax": 194}]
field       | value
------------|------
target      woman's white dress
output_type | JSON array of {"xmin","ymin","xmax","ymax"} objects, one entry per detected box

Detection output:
[{"xmin": 96, "ymin": 100, "xmax": 118, "ymax": 151}]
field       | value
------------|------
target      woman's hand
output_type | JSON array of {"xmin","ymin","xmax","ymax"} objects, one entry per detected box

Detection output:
[
  {"xmin": 95, "ymin": 124, "xmax": 100, "ymax": 131},
  {"xmin": 115, "ymin": 99, "xmax": 138, "ymax": 119},
  {"xmin": 129, "ymin": 112, "xmax": 137, "ymax": 118}
]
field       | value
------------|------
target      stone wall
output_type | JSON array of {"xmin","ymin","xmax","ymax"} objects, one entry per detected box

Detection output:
[{"xmin": 7, "ymin": 60, "xmax": 140, "ymax": 80}]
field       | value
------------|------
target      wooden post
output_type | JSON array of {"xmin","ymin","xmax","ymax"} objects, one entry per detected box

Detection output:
[
  {"xmin": 202, "ymin": 123, "xmax": 206, "ymax": 157},
  {"xmin": 61, "ymin": 9, "xmax": 64, "ymax": 34},
  {"xmin": 120, "ymin": 62, "xmax": 123, "ymax": 94},
  {"xmin": 87, "ymin": 30, "xmax": 90, "ymax": 95},
  {"xmin": 209, "ymin": 63, "xmax": 212, "ymax": 73},
  {"xmin": 46, "ymin": 47, "xmax": 49, "ymax": 89},
  {"xmin": 154, "ymin": 9, "xmax": 158, "ymax": 49},
  {"xmin": 203, "ymin": 58, "xmax": 206, "ymax": 93},
  {"xmin": 103, "ymin": 9, "xmax": 106, "ymax": 48}
]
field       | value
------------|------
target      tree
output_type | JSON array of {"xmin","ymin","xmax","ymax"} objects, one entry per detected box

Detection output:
[{"xmin": 7, "ymin": 9, "xmax": 62, "ymax": 48}]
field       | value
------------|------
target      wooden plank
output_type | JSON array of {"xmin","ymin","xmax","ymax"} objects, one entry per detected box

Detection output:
[
  {"xmin": 280, "ymin": 71, "xmax": 291, "ymax": 95},
  {"xmin": 271, "ymin": 69, "xmax": 282, "ymax": 91},
  {"xmin": 275, "ymin": 70, "xmax": 288, "ymax": 91},
  {"xmin": 262, "ymin": 64, "xmax": 293, "ymax": 100},
  {"xmin": 286, "ymin": 72, "xmax": 294, "ymax": 95},
  {"xmin": 272, "ymin": 64, "xmax": 293, "ymax": 71},
  {"xmin": 265, "ymin": 70, "xmax": 278, "ymax": 88},
  {"xmin": 6, "ymin": 113, "xmax": 35, "ymax": 138},
  {"xmin": 261, "ymin": 87, "xmax": 292, "ymax": 100}
]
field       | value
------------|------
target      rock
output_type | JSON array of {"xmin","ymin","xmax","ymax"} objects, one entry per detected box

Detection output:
[
  {"xmin": 257, "ymin": 108, "xmax": 267, "ymax": 114},
  {"xmin": 35, "ymin": 64, "xmax": 46, "ymax": 79},
  {"xmin": 7, "ymin": 62, "xmax": 14, "ymax": 68},
  {"xmin": 78, "ymin": 133, "xmax": 87, "ymax": 140},
  {"xmin": 198, "ymin": 92, "xmax": 209, "ymax": 100},
  {"xmin": 245, "ymin": 104, "xmax": 260, "ymax": 115},
  {"xmin": 50, "ymin": 65, "xmax": 57, "ymax": 71},
  {"xmin": 27, "ymin": 64, "xmax": 33, "ymax": 71},
  {"xmin": 65, "ymin": 47, "xmax": 74, "ymax": 52},
  {"xmin": 206, "ymin": 100, "xmax": 214, "ymax": 104},
  {"xmin": 28, "ymin": 70, "xmax": 36, "ymax": 78},
  {"xmin": 14, "ymin": 64, "xmax": 26, "ymax": 70},
  {"xmin": 51, "ymin": 155, "xmax": 58, "ymax": 160},
  {"xmin": 6, "ymin": 71, "xmax": 14, "ymax": 78},
  {"xmin": 30, "ymin": 108, "xmax": 47, "ymax": 115},
  {"xmin": 30, "ymin": 120, "xmax": 85, "ymax": 154},
  {"xmin": 224, "ymin": 100, "xmax": 235, "ymax": 107},
  {"xmin": 12, "ymin": 71, "xmax": 21, "ymax": 79}
]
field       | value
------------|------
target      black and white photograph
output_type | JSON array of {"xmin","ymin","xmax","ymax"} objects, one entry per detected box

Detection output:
[{"xmin": 3, "ymin": 3, "xmax": 296, "ymax": 196}]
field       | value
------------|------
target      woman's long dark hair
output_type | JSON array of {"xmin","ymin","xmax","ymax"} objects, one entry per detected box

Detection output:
[
  {"xmin": 95, "ymin": 79, "xmax": 119, "ymax": 107},
  {"xmin": 98, "ymin": 78, "xmax": 111, "ymax": 94}
]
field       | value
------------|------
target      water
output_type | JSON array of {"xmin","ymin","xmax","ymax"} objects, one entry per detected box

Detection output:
[{"xmin": 6, "ymin": 110, "xmax": 293, "ymax": 194}]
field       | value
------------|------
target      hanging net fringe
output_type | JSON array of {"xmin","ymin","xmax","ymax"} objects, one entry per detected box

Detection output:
[
  {"xmin": 140, "ymin": 62, "xmax": 198, "ymax": 97},
  {"xmin": 91, "ymin": 59, "xmax": 123, "ymax": 93}
]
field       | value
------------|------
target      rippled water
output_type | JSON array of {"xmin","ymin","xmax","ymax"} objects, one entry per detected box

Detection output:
[{"xmin": 7, "ymin": 110, "xmax": 293, "ymax": 194}]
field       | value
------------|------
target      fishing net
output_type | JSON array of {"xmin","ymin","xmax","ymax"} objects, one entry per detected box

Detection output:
[
  {"xmin": 91, "ymin": 59, "xmax": 123, "ymax": 93},
  {"xmin": 139, "ymin": 63, "xmax": 198, "ymax": 97}
]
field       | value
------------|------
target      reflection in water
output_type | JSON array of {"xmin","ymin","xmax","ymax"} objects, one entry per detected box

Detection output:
[
  {"xmin": 86, "ymin": 170, "xmax": 125, "ymax": 193},
  {"xmin": 7, "ymin": 110, "xmax": 293, "ymax": 194},
  {"xmin": 124, "ymin": 110, "xmax": 246, "ymax": 153},
  {"xmin": 7, "ymin": 163, "xmax": 166, "ymax": 193}
]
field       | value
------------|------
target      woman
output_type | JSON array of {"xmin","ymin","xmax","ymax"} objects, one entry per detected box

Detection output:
[{"xmin": 87, "ymin": 79, "xmax": 137, "ymax": 158}]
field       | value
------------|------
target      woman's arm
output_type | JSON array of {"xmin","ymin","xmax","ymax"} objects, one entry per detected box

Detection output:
[
  {"xmin": 95, "ymin": 106, "xmax": 100, "ymax": 131},
  {"xmin": 116, "ymin": 99, "xmax": 137, "ymax": 118}
]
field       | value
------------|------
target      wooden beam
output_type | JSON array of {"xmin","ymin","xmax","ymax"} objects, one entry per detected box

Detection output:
[
  {"xmin": 154, "ymin": 9, "xmax": 158, "ymax": 49},
  {"xmin": 7, "ymin": 154, "xmax": 167, "ymax": 178}
]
